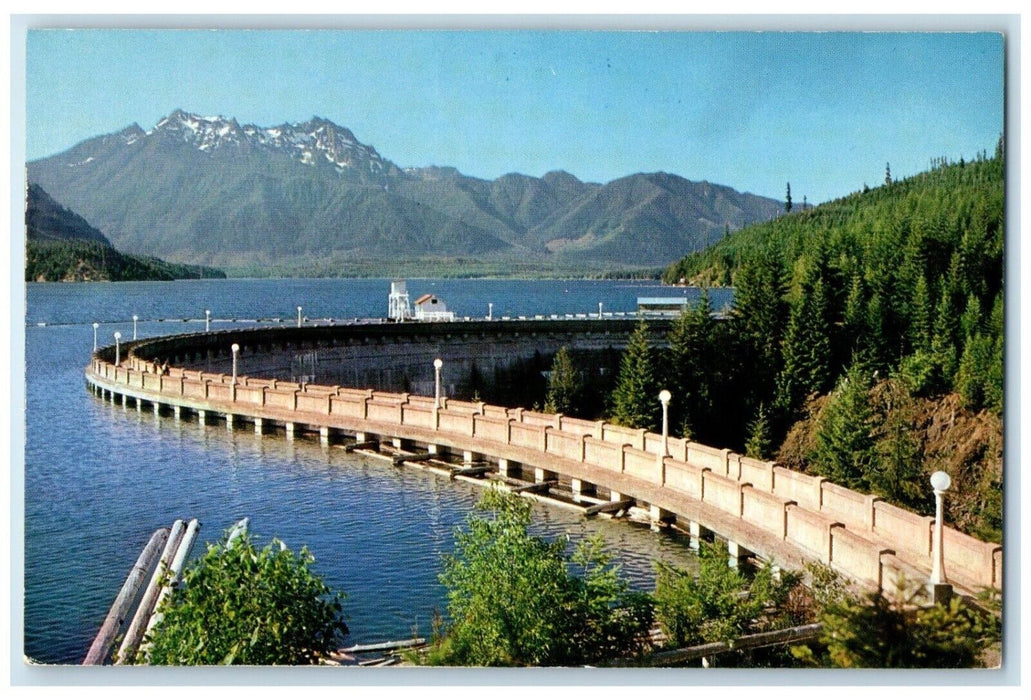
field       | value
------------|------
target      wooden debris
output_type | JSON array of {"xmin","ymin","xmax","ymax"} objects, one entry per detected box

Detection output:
[
  {"xmin": 340, "ymin": 637, "xmax": 426, "ymax": 654},
  {"xmin": 83, "ymin": 527, "xmax": 169, "ymax": 665},
  {"xmin": 392, "ymin": 451, "xmax": 433, "ymax": 466},
  {"xmin": 343, "ymin": 440, "xmax": 379, "ymax": 453},
  {"xmin": 510, "ymin": 480, "xmax": 556, "ymax": 494},
  {"xmin": 584, "ymin": 499, "xmax": 636, "ymax": 516},
  {"xmin": 451, "ymin": 465, "xmax": 491, "ymax": 479}
]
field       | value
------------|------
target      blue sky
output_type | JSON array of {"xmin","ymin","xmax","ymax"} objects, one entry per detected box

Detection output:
[{"xmin": 25, "ymin": 29, "xmax": 1004, "ymax": 204}]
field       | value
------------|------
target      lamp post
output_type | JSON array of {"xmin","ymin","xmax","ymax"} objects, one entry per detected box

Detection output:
[
  {"xmin": 93, "ymin": 322, "xmax": 99, "ymax": 352},
  {"xmin": 929, "ymin": 470, "xmax": 953, "ymax": 602},
  {"xmin": 114, "ymin": 331, "xmax": 122, "ymax": 366},
  {"xmin": 658, "ymin": 389, "xmax": 672, "ymax": 470},
  {"xmin": 434, "ymin": 358, "xmax": 444, "ymax": 408},
  {"xmin": 231, "ymin": 343, "xmax": 240, "ymax": 385},
  {"xmin": 297, "ymin": 306, "xmax": 303, "ymax": 328},
  {"xmin": 205, "ymin": 309, "xmax": 211, "ymax": 333},
  {"xmin": 132, "ymin": 314, "xmax": 138, "ymax": 340}
]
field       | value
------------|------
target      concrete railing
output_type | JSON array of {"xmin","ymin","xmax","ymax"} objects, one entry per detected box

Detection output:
[{"xmin": 87, "ymin": 349, "xmax": 1002, "ymax": 596}]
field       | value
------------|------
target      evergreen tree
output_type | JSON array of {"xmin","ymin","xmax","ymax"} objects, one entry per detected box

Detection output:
[
  {"xmin": 732, "ymin": 252, "xmax": 788, "ymax": 410},
  {"xmin": 666, "ymin": 291, "xmax": 715, "ymax": 439},
  {"xmin": 544, "ymin": 346, "xmax": 581, "ymax": 415},
  {"xmin": 610, "ymin": 321, "xmax": 660, "ymax": 431},
  {"xmin": 785, "ymin": 182, "xmax": 793, "ymax": 213},
  {"xmin": 909, "ymin": 274, "xmax": 933, "ymax": 354},
  {"xmin": 744, "ymin": 403, "xmax": 773, "ymax": 460},
  {"xmin": 931, "ymin": 283, "xmax": 960, "ymax": 383},
  {"xmin": 870, "ymin": 380, "xmax": 927, "ymax": 510},
  {"xmin": 776, "ymin": 270, "xmax": 831, "ymax": 416},
  {"xmin": 955, "ymin": 332, "xmax": 995, "ymax": 412},
  {"xmin": 885, "ymin": 162, "xmax": 893, "ymax": 186},
  {"xmin": 810, "ymin": 361, "xmax": 875, "ymax": 489},
  {"xmin": 841, "ymin": 272, "xmax": 868, "ymax": 362},
  {"xmin": 960, "ymin": 293, "xmax": 983, "ymax": 341}
]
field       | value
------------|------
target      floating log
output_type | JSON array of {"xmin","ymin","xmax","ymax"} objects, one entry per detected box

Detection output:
[
  {"xmin": 83, "ymin": 527, "xmax": 169, "ymax": 665},
  {"xmin": 141, "ymin": 518, "xmax": 201, "ymax": 651},
  {"xmin": 340, "ymin": 637, "xmax": 427, "ymax": 654},
  {"xmin": 343, "ymin": 440, "xmax": 379, "ymax": 453},
  {"xmin": 370, "ymin": 656, "xmax": 401, "ymax": 667},
  {"xmin": 226, "ymin": 517, "xmax": 250, "ymax": 548},
  {"xmin": 392, "ymin": 451, "xmax": 433, "ymax": 466},
  {"xmin": 357, "ymin": 657, "xmax": 388, "ymax": 666},
  {"xmin": 451, "ymin": 465, "xmax": 492, "ymax": 479},
  {"xmin": 510, "ymin": 480, "xmax": 557, "ymax": 494},
  {"xmin": 114, "ymin": 519, "xmax": 186, "ymax": 665},
  {"xmin": 584, "ymin": 499, "xmax": 636, "ymax": 516}
]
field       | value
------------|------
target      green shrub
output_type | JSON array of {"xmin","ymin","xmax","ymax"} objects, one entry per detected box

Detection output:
[
  {"xmin": 144, "ymin": 530, "xmax": 347, "ymax": 665},
  {"xmin": 427, "ymin": 489, "xmax": 653, "ymax": 666}
]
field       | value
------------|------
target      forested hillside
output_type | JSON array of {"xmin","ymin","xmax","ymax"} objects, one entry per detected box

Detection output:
[
  {"xmin": 25, "ymin": 184, "xmax": 226, "ymax": 282},
  {"xmin": 636, "ymin": 147, "xmax": 1004, "ymax": 541}
]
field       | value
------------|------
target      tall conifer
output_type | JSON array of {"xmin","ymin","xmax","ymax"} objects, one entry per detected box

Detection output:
[{"xmin": 610, "ymin": 321, "xmax": 660, "ymax": 431}]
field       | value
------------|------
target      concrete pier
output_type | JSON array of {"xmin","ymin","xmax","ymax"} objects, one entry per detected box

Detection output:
[
  {"xmin": 688, "ymin": 521, "xmax": 703, "ymax": 551},
  {"xmin": 727, "ymin": 540, "xmax": 751, "ymax": 569},
  {"xmin": 535, "ymin": 467, "xmax": 558, "ymax": 484},
  {"xmin": 571, "ymin": 478, "xmax": 595, "ymax": 503},
  {"xmin": 498, "ymin": 458, "xmax": 520, "ymax": 479},
  {"xmin": 649, "ymin": 505, "xmax": 674, "ymax": 532}
]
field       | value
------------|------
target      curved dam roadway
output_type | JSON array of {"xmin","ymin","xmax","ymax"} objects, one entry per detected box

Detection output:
[{"xmin": 84, "ymin": 318, "xmax": 1002, "ymax": 600}]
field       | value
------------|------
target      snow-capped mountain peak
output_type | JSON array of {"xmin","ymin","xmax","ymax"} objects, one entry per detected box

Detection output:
[{"xmin": 149, "ymin": 109, "xmax": 393, "ymax": 175}]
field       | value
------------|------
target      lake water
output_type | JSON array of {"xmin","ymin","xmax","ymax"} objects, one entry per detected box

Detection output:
[{"xmin": 23, "ymin": 278, "xmax": 732, "ymax": 665}]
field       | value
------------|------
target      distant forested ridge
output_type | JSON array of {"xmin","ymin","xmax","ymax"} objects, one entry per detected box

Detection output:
[
  {"xmin": 25, "ymin": 184, "xmax": 226, "ymax": 282},
  {"xmin": 652, "ymin": 147, "xmax": 1004, "ymax": 541}
]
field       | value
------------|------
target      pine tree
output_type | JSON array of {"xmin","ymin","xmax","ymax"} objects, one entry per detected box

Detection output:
[
  {"xmin": 785, "ymin": 182, "xmax": 793, "ymax": 213},
  {"xmin": 909, "ymin": 274, "xmax": 933, "ymax": 354},
  {"xmin": 610, "ymin": 321, "xmax": 660, "ymax": 431},
  {"xmin": 931, "ymin": 283, "xmax": 960, "ymax": 383},
  {"xmin": 732, "ymin": 252, "xmax": 787, "ymax": 408},
  {"xmin": 955, "ymin": 332, "xmax": 994, "ymax": 412},
  {"xmin": 870, "ymin": 380, "xmax": 926, "ymax": 510},
  {"xmin": 544, "ymin": 346, "xmax": 581, "ymax": 415},
  {"xmin": 885, "ymin": 162, "xmax": 893, "ymax": 186},
  {"xmin": 744, "ymin": 403, "xmax": 773, "ymax": 460},
  {"xmin": 960, "ymin": 293, "xmax": 983, "ymax": 341},
  {"xmin": 776, "ymin": 269, "xmax": 831, "ymax": 416},
  {"xmin": 666, "ymin": 291, "xmax": 715, "ymax": 439},
  {"xmin": 810, "ymin": 362, "xmax": 875, "ymax": 489}
]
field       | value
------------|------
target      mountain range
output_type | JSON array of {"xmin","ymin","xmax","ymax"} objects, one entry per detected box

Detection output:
[
  {"xmin": 25, "ymin": 183, "xmax": 225, "ymax": 282},
  {"xmin": 27, "ymin": 109, "xmax": 785, "ymax": 271}
]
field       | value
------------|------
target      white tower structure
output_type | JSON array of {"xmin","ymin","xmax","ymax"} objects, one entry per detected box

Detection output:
[{"xmin": 388, "ymin": 279, "xmax": 412, "ymax": 322}]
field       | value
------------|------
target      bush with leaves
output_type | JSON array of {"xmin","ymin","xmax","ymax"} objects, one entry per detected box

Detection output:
[
  {"xmin": 653, "ymin": 540, "xmax": 800, "ymax": 648},
  {"xmin": 144, "ymin": 530, "xmax": 347, "ymax": 665},
  {"xmin": 426, "ymin": 489, "xmax": 653, "ymax": 666},
  {"xmin": 792, "ymin": 578, "xmax": 1000, "ymax": 668}
]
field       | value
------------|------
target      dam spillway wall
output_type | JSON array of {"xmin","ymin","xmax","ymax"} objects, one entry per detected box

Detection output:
[{"xmin": 120, "ymin": 318, "xmax": 673, "ymax": 399}]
